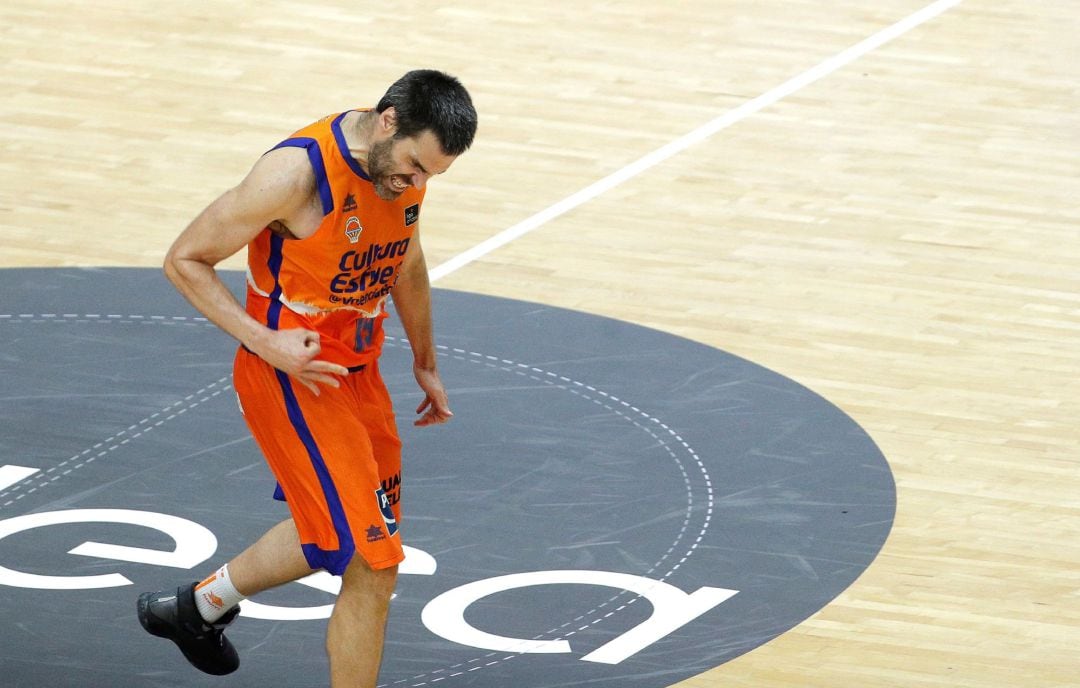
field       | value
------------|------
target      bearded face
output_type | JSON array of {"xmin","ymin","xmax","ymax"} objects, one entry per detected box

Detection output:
[
  {"xmin": 367, "ymin": 137, "xmax": 409, "ymax": 201},
  {"xmin": 364, "ymin": 127, "xmax": 458, "ymax": 202}
]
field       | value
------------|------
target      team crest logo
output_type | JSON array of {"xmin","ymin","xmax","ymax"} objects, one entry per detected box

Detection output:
[{"xmin": 344, "ymin": 216, "xmax": 363, "ymax": 243}]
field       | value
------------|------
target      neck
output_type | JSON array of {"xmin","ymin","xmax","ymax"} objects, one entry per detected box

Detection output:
[{"xmin": 345, "ymin": 110, "xmax": 377, "ymax": 173}]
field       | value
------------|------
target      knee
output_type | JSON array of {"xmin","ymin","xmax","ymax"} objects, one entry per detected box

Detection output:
[{"xmin": 340, "ymin": 559, "xmax": 398, "ymax": 599}]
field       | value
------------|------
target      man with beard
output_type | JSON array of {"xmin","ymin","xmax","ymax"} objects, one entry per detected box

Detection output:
[{"xmin": 136, "ymin": 70, "xmax": 477, "ymax": 688}]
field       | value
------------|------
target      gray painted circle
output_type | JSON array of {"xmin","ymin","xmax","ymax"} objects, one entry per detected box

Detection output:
[{"xmin": 0, "ymin": 268, "xmax": 895, "ymax": 687}]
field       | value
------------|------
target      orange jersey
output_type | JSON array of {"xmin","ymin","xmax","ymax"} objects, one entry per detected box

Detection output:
[{"xmin": 245, "ymin": 110, "xmax": 425, "ymax": 369}]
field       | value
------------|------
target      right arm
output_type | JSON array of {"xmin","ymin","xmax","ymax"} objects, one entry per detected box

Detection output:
[{"xmin": 164, "ymin": 148, "xmax": 348, "ymax": 394}]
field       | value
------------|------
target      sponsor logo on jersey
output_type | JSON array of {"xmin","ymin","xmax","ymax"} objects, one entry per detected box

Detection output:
[
  {"xmin": 375, "ymin": 487, "xmax": 399, "ymax": 537},
  {"xmin": 328, "ymin": 240, "xmax": 410, "ymax": 303}
]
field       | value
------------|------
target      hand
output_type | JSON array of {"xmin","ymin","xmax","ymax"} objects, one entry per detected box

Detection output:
[
  {"xmin": 251, "ymin": 328, "xmax": 349, "ymax": 396},
  {"xmin": 413, "ymin": 364, "xmax": 453, "ymax": 427}
]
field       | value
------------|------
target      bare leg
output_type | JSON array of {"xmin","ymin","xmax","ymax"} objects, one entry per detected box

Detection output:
[
  {"xmin": 327, "ymin": 558, "xmax": 398, "ymax": 688},
  {"xmin": 227, "ymin": 518, "xmax": 314, "ymax": 597},
  {"xmin": 216, "ymin": 517, "xmax": 397, "ymax": 685}
]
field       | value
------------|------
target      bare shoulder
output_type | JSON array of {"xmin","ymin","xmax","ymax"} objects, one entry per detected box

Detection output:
[
  {"xmin": 221, "ymin": 145, "xmax": 326, "ymax": 239},
  {"xmin": 239, "ymin": 146, "xmax": 317, "ymax": 208}
]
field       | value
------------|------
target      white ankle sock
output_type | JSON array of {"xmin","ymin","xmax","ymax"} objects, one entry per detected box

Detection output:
[{"xmin": 193, "ymin": 564, "xmax": 244, "ymax": 623}]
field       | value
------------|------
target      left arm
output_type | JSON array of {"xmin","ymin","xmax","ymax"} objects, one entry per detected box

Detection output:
[{"xmin": 391, "ymin": 228, "xmax": 453, "ymax": 427}]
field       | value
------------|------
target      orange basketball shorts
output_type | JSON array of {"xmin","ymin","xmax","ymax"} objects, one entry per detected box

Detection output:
[{"xmin": 232, "ymin": 346, "xmax": 404, "ymax": 575}]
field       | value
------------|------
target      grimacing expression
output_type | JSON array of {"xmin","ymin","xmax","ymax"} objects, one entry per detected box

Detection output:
[
  {"xmin": 366, "ymin": 137, "xmax": 402, "ymax": 201},
  {"xmin": 366, "ymin": 130, "xmax": 457, "ymax": 202}
]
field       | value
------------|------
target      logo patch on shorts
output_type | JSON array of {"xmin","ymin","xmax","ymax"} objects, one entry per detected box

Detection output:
[
  {"xmin": 375, "ymin": 487, "xmax": 399, "ymax": 537},
  {"xmin": 365, "ymin": 524, "xmax": 385, "ymax": 542}
]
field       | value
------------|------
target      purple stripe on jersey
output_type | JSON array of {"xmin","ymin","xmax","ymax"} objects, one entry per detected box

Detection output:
[
  {"xmin": 272, "ymin": 137, "xmax": 334, "ymax": 215},
  {"xmin": 331, "ymin": 112, "xmax": 372, "ymax": 181},
  {"xmin": 265, "ymin": 234, "xmax": 285, "ymax": 330}
]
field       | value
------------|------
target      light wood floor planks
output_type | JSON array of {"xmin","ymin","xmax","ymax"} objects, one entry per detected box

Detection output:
[{"xmin": 2, "ymin": 1, "xmax": 1077, "ymax": 686}]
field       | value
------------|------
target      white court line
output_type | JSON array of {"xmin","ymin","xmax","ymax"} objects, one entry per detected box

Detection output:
[
  {"xmin": 429, "ymin": 0, "xmax": 962, "ymax": 283},
  {"xmin": 0, "ymin": 465, "xmax": 40, "ymax": 492}
]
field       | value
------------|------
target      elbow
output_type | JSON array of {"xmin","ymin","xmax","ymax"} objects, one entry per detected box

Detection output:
[
  {"xmin": 162, "ymin": 247, "xmax": 181, "ymax": 287},
  {"xmin": 163, "ymin": 242, "xmax": 199, "ymax": 290}
]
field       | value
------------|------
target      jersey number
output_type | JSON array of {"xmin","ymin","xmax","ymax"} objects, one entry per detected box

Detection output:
[{"xmin": 354, "ymin": 318, "xmax": 376, "ymax": 352}]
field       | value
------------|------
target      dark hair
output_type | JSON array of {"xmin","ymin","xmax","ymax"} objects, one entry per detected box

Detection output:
[{"xmin": 376, "ymin": 70, "xmax": 477, "ymax": 156}]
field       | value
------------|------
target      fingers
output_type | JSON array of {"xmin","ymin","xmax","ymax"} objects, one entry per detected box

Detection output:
[
  {"xmin": 263, "ymin": 329, "xmax": 347, "ymax": 395},
  {"xmin": 296, "ymin": 359, "xmax": 346, "ymax": 394},
  {"xmin": 414, "ymin": 396, "xmax": 452, "ymax": 426},
  {"xmin": 414, "ymin": 409, "xmax": 453, "ymax": 427},
  {"xmin": 298, "ymin": 377, "xmax": 322, "ymax": 397},
  {"xmin": 308, "ymin": 360, "xmax": 350, "ymax": 377},
  {"xmin": 292, "ymin": 370, "xmax": 342, "ymax": 396},
  {"xmin": 304, "ymin": 372, "xmax": 342, "ymax": 389},
  {"xmin": 428, "ymin": 393, "xmax": 452, "ymax": 420},
  {"xmin": 414, "ymin": 410, "xmax": 440, "ymax": 427},
  {"xmin": 299, "ymin": 354, "xmax": 348, "ymax": 392}
]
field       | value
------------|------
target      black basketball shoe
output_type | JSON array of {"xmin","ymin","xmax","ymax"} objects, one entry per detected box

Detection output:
[{"xmin": 137, "ymin": 582, "xmax": 240, "ymax": 675}]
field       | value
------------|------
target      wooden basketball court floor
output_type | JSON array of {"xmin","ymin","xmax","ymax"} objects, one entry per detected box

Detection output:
[{"xmin": 1, "ymin": 0, "xmax": 1077, "ymax": 686}]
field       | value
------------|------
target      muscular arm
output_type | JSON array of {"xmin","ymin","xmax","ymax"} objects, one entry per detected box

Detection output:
[
  {"xmin": 164, "ymin": 148, "xmax": 348, "ymax": 394},
  {"xmin": 391, "ymin": 229, "xmax": 452, "ymax": 426}
]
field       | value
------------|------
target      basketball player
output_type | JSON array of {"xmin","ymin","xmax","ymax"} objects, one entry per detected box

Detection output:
[{"xmin": 136, "ymin": 70, "xmax": 477, "ymax": 687}]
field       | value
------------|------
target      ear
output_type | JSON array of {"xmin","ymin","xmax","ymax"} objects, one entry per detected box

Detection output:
[{"xmin": 378, "ymin": 107, "xmax": 398, "ymax": 136}]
